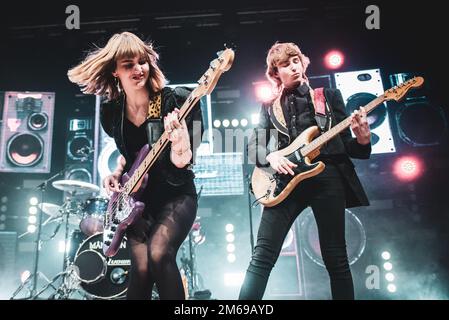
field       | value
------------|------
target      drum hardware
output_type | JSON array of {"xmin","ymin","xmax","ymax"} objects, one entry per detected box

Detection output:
[
  {"xmin": 179, "ymin": 187, "xmax": 210, "ymax": 300},
  {"xmin": 10, "ymin": 168, "xmax": 68, "ymax": 300},
  {"xmin": 31, "ymin": 189, "xmax": 87, "ymax": 299}
]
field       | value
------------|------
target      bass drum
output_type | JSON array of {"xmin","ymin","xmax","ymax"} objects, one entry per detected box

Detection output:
[
  {"xmin": 73, "ymin": 233, "xmax": 130, "ymax": 299},
  {"xmin": 299, "ymin": 208, "xmax": 367, "ymax": 267}
]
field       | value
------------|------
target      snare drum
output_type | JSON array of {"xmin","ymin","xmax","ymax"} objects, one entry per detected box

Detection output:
[{"xmin": 79, "ymin": 197, "xmax": 108, "ymax": 236}]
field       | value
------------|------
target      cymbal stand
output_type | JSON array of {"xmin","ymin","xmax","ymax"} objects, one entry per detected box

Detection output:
[
  {"xmin": 33, "ymin": 192, "xmax": 82, "ymax": 299},
  {"xmin": 9, "ymin": 168, "xmax": 66, "ymax": 300}
]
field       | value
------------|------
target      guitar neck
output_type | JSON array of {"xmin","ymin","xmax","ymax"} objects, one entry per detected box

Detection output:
[
  {"xmin": 301, "ymin": 94, "xmax": 386, "ymax": 157},
  {"xmin": 124, "ymin": 91, "xmax": 201, "ymax": 195}
]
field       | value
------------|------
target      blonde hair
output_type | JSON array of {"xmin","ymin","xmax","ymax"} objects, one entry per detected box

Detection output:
[
  {"xmin": 265, "ymin": 42, "xmax": 310, "ymax": 92},
  {"xmin": 68, "ymin": 32, "xmax": 166, "ymax": 101}
]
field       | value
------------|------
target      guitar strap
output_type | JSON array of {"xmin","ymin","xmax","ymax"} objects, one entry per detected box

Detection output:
[
  {"xmin": 309, "ymin": 87, "xmax": 332, "ymax": 132},
  {"xmin": 145, "ymin": 91, "xmax": 163, "ymax": 146}
]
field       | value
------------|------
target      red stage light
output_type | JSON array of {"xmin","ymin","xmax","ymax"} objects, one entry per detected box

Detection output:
[
  {"xmin": 393, "ymin": 156, "xmax": 423, "ymax": 181},
  {"xmin": 324, "ymin": 50, "xmax": 345, "ymax": 69}
]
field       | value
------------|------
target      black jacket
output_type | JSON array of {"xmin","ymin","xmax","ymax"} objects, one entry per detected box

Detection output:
[
  {"xmin": 248, "ymin": 87, "xmax": 371, "ymax": 208},
  {"xmin": 100, "ymin": 86, "xmax": 204, "ymax": 187}
]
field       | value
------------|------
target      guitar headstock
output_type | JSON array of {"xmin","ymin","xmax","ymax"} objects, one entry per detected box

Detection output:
[
  {"xmin": 384, "ymin": 76, "xmax": 424, "ymax": 102},
  {"xmin": 194, "ymin": 47, "xmax": 235, "ymax": 97}
]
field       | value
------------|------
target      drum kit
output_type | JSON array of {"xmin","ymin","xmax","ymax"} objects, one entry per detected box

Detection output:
[
  {"xmin": 12, "ymin": 179, "xmax": 208, "ymax": 300},
  {"xmin": 19, "ymin": 179, "xmax": 132, "ymax": 300}
]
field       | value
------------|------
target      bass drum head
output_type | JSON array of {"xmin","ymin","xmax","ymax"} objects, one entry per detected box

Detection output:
[
  {"xmin": 73, "ymin": 232, "xmax": 130, "ymax": 299},
  {"xmin": 299, "ymin": 208, "xmax": 366, "ymax": 267}
]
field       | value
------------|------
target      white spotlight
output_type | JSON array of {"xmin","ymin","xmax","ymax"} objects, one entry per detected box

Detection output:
[
  {"xmin": 29, "ymin": 207, "xmax": 38, "ymax": 215},
  {"xmin": 227, "ymin": 243, "xmax": 236, "ymax": 253},
  {"xmin": 240, "ymin": 118, "xmax": 248, "ymax": 127},
  {"xmin": 381, "ymin": 251, "xmax": 391, "ymax": 260},
  {"xmin": 29, "ymin": 197, "xmax": 39, "ymax": 206},
  {"xmin": 387, "ymin": 283, "xmax": 397, "ymax": 293},
  {"xmin": 224, "ymin": 272, "xmax": 245, "ymax": 287},
  {"xmin": 226, "ymin": 233, "xmax": 235, "ymax": 242},
  {"xmin": 28, "ymin": 216, "xmax": 37, "ymax": 224},
  {"xmin": 222, "ymin": 119, "xmax": 230, "ymax": 128},
  {"xmin": 383, "ymin": 262, "xmax": 393, "ymax": 271},
  {"xmin": 27, "ymin": 225, "xmax": 37, "ymax": 233},
  {"xmin": 251, "ymin": 113, "xmax": 260, "ymax": 125},
  {"xmin": 231, "ymin": 119, "xmax": 239, "ymax": 127},
  {"xmin": 213, "ymin": 120, "xmax": 221, "ymax": 128},
  {"xmin": 227, "ymin": 253, "xmax": 236, "ymax": 263},
  {"xmin": 225, "ymin": 223, "xmax": 234, "ymax": 233},
  {"xmin": 385, "ymin": 272, "xmax": 395, "ymax": 282},
  {"xmin": 58, "ymin": 240, "xmax": 70, "ymax": 253}
]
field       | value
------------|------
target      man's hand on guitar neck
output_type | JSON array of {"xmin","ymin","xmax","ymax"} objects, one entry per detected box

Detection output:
[
  {"xmin": 266, "ymin": 152, "xmax": 297, "ymax": 175},
  {"xmin": 350, "ymin": 107, "xmax": 371, "ymax": 145}
]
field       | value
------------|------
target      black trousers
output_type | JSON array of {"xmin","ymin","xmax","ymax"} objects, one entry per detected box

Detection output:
[{"xmin": 239, "ymin": 163, "xmax": 354, "ymax": 300}]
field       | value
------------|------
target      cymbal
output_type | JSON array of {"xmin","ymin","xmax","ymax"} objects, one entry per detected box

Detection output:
[
  {"xmin": 52, "ymin": 180, "xmax": 100, "ymax": 194},
  {"xmin": 52, "ymin": 215, "xmax": 81, "ymax": 226},
  {"xmin": 38, "ymin": 202, "xmax": 61, "ymax": 217}
]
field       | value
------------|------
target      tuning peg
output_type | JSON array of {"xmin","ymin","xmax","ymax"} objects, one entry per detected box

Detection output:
[{"xmin": 224, "ymin": 43, "xmax": 237, "ymax": 50}]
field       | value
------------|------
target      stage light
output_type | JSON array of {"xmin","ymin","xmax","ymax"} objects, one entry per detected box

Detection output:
[
  {"xmin": 254, "ymin": 82, "xmax": 275, "ymax": 102},
  {"xmin": 0, "ymin": 214, "xmax": 5, "ymax": 221},
  {"xmin": 387, "ymin": 283, "xmax": 397, "ymax": 293},
  {"xmin": 251, "ymin": 113, "xmax": 260, "ymax": 125},
  {"xmin": 29, "ymin": 207, "xmax": 38, "ymax": 215},
  {"xmin": 0, "ymin": 206, "xmax": 6, "ymax": 213},
  {"xmin": 222, "ymin": 119, "xmax": 230, "ymax": 128},
  {"xmin": 226, "ymin": 233, "xmax": 235, "ymax": 242},
  {"xmin": 27, "ymin": 225, "xmax": 36, "ymax": 233},
  {"xmin": 227, "ymin": 253, "xmax": 236, "ymax": 263},
  {"xmin": 213, "ymin": 120, "xmax": 221, "ymax": 128},
  {"xmin": 231, "ymin": 119, "xmax": 239, "ymax": 127},
  {"xmin": 383, "ymin": 262, "xmax": 393, "ymax": 271},
  {"xmin": 1, "ymin": 196, "xmax": 7, "ymax": 203},
  {"xmin": 385, "ymin": 272, "xmax": 395, "ymax": 282},
  {"xmin": 324, "ymin": 50, "xmax": 344, "ymax": 69},
  {"xmin": 227, "ymin": 243, "xmax": 236, "ymax": 253},
  {"xmin": 28, "ymin": 216, "xmax": 37, "ymax": 224},
  {"xmin": 381, "ymin": 251, "xmax": 391, "ymax": 260},
  {"xmin": 58, "ymin": 240, "xmax": 70, "ymax": 253},
  {"xmin": 224, "ymin": 272, "xmax": 245, "ymax": 286},
  {"xmin": 393, "ymin": 156, "xmax": 423, "ymax": 181},
  {"xmin": 225, "ymin": 223, "xmax": 234, "ymax": 233},
  {"xmin": 29, "ymin": 197, "xmax": 38, "ymax": 206},
  {"xmin": 240, "ymin": 118, "xmax": 248, "ymax": 127}
]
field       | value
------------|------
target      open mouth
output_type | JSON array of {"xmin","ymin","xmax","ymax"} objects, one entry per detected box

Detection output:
[{"xmin": 132, "ymin": 74, "xmax": 144, "ymax": 81}]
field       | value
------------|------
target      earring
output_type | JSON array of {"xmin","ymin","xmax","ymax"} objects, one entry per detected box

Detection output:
[{"xmin": 114, "ymin": 77, "xmax": 122, "ymax": 93}]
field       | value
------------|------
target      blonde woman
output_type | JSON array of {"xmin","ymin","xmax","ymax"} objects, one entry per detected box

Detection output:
[{"xmin": 68, "ymin": 32, "xmax": 203, "ymax": 300}]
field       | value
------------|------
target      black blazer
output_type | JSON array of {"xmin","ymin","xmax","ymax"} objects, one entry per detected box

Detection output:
[
  {"xmin": 248, "ymin": 87, "xmax": 371, "ymax": 208},
  {"xmin": 100, "ymin": 86, "xmax": 204, "ymax": 187}
]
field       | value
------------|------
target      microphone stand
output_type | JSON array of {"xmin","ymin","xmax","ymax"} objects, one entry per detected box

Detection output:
[{"xmin": 245, "ymin": 165, "xmax": 255, "ymax": 253}]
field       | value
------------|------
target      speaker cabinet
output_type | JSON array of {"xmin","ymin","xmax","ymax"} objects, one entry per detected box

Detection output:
[{"xmin": 0, "ymin": 92, "xmax": 55, "ymax": 173}]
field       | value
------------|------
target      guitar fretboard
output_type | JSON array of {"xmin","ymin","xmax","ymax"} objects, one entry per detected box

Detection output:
[{"xmin": 300, "ymin": 95, "xmax": 386, "ymax": 157}]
